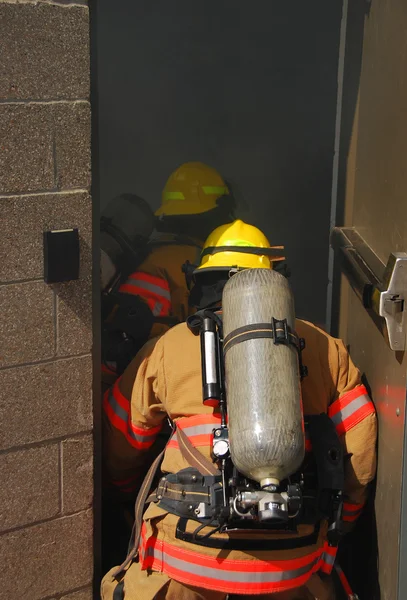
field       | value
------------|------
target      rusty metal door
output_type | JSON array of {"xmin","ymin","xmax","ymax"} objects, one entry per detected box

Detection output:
[{"xmin": 329, "ymin": 1, "xmax": 407, "ymax": 599}]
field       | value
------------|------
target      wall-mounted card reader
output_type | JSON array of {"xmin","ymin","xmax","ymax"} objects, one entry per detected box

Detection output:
[{"xmin": 43, "ymin": 228, "xmax": 80, "ymax": 284}]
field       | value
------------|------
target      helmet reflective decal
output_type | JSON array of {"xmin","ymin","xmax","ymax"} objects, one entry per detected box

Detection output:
[{"xmin": 202, "ymin": 186, "xmax": 229, "ymax": 196}]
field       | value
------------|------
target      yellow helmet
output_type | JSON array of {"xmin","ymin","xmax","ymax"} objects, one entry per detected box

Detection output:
[
  {"xmin": 196, "ymin": 220, "xmax": 285, "ymax": 272},
  {"xmin": 156, "ymin": 162, "xmax": 230, "ymax": 217}
]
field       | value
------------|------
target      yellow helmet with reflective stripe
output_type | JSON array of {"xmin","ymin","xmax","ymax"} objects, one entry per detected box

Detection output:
[
  {"xmin": 156, "ymin": 162, "xmax": 230, "ymax": 217},
  {"xmin": 196, "ymin": 220, "xmax": 285, "ymax": 271}
]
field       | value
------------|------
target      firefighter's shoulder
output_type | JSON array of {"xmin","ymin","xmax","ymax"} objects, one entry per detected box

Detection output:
[
  {"xmin": 159, "ymin": 320, "xmax": 196, "ymax": 346},
  {"xmin": 296, "ymin": 318, "xmax": 344, "ymax": 349},
  {"xmin": 295, "ymin": 318, "xmax": 351, "ymax": 381}
]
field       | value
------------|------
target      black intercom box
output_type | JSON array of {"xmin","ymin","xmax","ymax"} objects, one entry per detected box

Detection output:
[{"xmin": 43, "ymin": 229, "xmax": 80, "ymax": 284}]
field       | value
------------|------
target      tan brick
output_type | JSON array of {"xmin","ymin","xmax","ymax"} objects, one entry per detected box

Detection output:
[
  {"xmin": 0, "ymin": 510, "xmax": 93, "ymax": 599},
  {"xmin": 62, "ymin": 434, "xmax": 93, "ymax": 514},
  {"xmin": 0, "ymin": 3, "xmax": 89, "ymax": 101},
  {"xmin": 54, "ymin": 102, "xmax": 91, "ymax": 190},
  {"xmin": 0, "ymin": 356, "xmax": 92, "ymax": 451},
  {"xmin": 0, "ymin": 102, "xmax": 90, "ymax": 195},
  {"xmin": 0, "ymin": 281, "xmax": 54, "ymax": 367},
  {"xmin": 0, "ymin": 104, "xmax": 54, "ymax": 194},
  {"xmin": 0, "ymin": 444, "xmax": 59, "ymax": 532},
  {"xmin": 59, "ymin": 588, "xmax": 93, "ymax": 600},
  {"xmin": 0, "ymin": 191, "xmax": 91, "ymax": 283}
]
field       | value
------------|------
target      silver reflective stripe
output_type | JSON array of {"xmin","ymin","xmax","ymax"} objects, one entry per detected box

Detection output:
[
  {"xmin": 182, "ymin": 423, "xmax": 216, "ymax": 437},
  {"xmin": 169, "ymin": 423, "xmax": 216, "ymax": 445},
  {"xmin": 107, "ymin": 392, "xmax": 158, "ymax": 443},
  {"xmin": 153, "ymin": 302, "xmax": 163, "ymax": 316},
  {"xmin": 321, "ymin": 551, "xmax": 335, "ymax": 566},
  {"xmin": 330, "ymin": 394, "xmax": 370, "ymax": 426},
  {"xmin": 125, "ymin": 278, "xmax": 171, "ymax": 301},
  {"xmin": 144, "ymin": 546, "xmax": 320, "ymax": 583}
]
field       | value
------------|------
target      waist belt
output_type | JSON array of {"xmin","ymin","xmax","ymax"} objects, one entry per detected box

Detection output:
[
  {"xmin": 155, "ymin": 469, "xmax": 223, "ymax": 520},
  {"xmin": 175, "ymin": 516, "xmax": 320, "ymax": 550},
  {"xmin": 154, "ymin": 467, "xmax": 321, "ymax": 550}
]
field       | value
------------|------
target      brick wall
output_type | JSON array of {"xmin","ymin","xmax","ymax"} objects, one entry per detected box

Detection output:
[{"xmin": 0, "ymin": 1, "xmax": 94, "ymax": 599}]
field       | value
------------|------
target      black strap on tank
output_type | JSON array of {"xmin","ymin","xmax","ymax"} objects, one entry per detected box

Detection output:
[
  {"xmin": 175, "ymin": 517, "xmax": 320, "ymax": 550},
  {"xmin": 223, "ymin": 318, "xmax": 308, "ymax": 379},
  {"xmin": 223, "ymin": 318, "xmax": 300, "ymax": 353},
  {"xmin": 200, "ymin": 245, "xmax": 285, "ymax": 259}
]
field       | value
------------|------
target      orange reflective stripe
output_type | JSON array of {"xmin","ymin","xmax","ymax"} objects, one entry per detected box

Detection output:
[
  {"xmin": 319, "ymin": 544, "xmax": 337, "ymax": 574},
  {"xmin": 119, "ymin": 271, "xmax": 172, "ymax": 316},
  {"xmin": 167, "ymin": 414, "xmax": 222, "ymax": 449},
  {"xmin": 328, "ymin": 385, "xmax": 375, "ymax": 435},
  {"xmin": 167, "ymin": 414, "xmax": 313, "ymax": 453},
  {"xmin": 103, "ymin": 381, "xmax": 162, "ymax": 449},
  {"xmin": 334, "ymin": 564, "xmax": 354, "ymax": 596},
  {"xmin": 140, "ymin": 525, "xmax": 330, "ymax": 595},
  {"xmin": 342, "ymin": 501, "xmax": 365, "ymax": 522},
  {"xmin": 125, "ymin": 271, "xmax": 171, "ymax": 293}
]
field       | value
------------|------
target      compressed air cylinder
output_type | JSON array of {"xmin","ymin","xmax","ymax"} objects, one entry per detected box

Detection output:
[{"xmin": 222, "ymin": 269, "xmax": 304, "ymax": 487}]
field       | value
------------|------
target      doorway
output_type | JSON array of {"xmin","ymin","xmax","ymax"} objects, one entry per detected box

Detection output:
[{"xmin": 92, "ymin": 0, "xmax": 344, "ymax": 580}]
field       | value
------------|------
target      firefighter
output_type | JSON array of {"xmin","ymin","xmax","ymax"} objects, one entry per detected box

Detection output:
[
  {"xmin": 101, "ymin": 162, "xmax": 235, "ymax": 388},
  {"xmin": 101, "ymin": 220, "xmax": 377, "ymax": 599}
]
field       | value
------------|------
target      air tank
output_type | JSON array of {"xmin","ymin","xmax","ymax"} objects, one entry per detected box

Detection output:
[{"xmin": 222, "ymin": 268, "xmax": 304, "ymax": 487}]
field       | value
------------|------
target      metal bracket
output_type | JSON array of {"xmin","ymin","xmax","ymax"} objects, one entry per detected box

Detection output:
[
  {"xmin": 378, "ymin": 253, "xmax": 407, "ymax": 350},
  {"xmin": 330, "ymin": 227, "xmax": 407, "ymax": 351}
]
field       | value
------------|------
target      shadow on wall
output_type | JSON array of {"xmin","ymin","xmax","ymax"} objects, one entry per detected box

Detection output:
[
  {"xmin": 330, "ymin": 0, "xmax": 372, "ymax": 336},
  {"xmin": 96, "ymin": 0, "xmax": 343, "ymax": 324},
  {"xmin": 53, "ymin": 235, "xmax": 93, "ymax": 353},
  {"xmin": 329, "ymin": 5, "xmax": 380, "ymax": 596}
]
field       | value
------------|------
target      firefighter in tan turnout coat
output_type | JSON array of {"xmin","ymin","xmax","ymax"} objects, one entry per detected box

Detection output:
[{"xmin": 102, "ymin": 221, "xmax": 377, "ymax": 599}]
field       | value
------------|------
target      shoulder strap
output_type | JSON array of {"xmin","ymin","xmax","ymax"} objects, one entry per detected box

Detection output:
[{"xmin": 176, "ymin": 426, "xmax": 220, "ymax": 476}]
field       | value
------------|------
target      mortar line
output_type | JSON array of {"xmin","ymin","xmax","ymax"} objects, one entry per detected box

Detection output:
[
  {"xmin": 0, "ymin": 351, "xmax": 91, "ymax": 372},
  {"xmin": 52, "ymin": 129, "xmax": 58, "ymax": 189},
  {"xmin": 0, "ymin": 276, "xmax": 43, "ymax": 286},
  {"xmin": 0, "ymin": 188, "xmax": 88, "ymax": 199},
  {"xmin": 0, "ymin": 1, "xmax": 88, "ymax": 7},
  {"xmin": 0, "ymin": 99, "xmax": 89, "ymax": 105},
  {"xmin": 0, "ymin": 508, "xmax": 91, "ymax": 537},
  {"xmin": 0, "ymin": 430, "xmax": 92, "ymax": 456},
  {"xmin": 41, "ymin": 585, "xmax": 92, "ymax": 600},
  {"xmin": 59, "ymin": 439, "xmax": 64, "ymax": 515}
]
